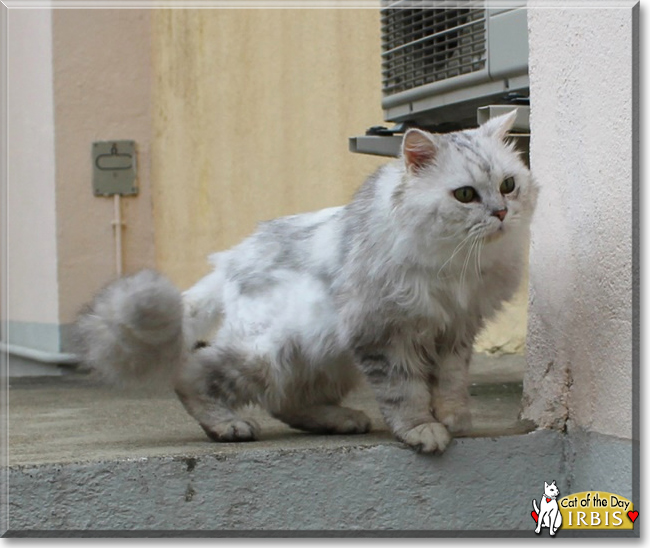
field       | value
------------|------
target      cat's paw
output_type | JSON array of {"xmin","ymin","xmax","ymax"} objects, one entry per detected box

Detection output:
[
  {"xmin": 201, "ymin": 418, "xmax": 260, "ymax": 442},
  {"xmin": 400, "ymin": 422, "xmax": 451, "ymax": 453},
  {"xmin": 437, "ymin": 408, "xmax": 472, "ymax": 435},
  {"xmin": 331, "ymin": 408, "xmax": 372, "ymax": 435}
]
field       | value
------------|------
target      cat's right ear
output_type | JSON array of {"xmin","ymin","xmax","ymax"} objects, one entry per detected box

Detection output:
[{"xmin": 402, "ymin": 129, "xmax": 438, "ymax": 173}]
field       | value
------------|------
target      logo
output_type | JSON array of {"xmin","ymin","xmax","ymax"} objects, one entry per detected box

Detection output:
[
  {"xmin": 532, "ymin": 480, "xmax": 562, "ymax": 536},
  {"xmin": 531, "ymin": 482, "xmax": 637, "ymax": 535},
  {"xmin": 559, "ymin": 491, "xmax": 636, "ymax": 530}
]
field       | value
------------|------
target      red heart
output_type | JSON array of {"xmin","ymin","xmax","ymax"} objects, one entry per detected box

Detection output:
[
  {"xmin": 628, "ymin": 510, "xmax": 639, "ymax": 523},
  {"xmin": 531, "ymin": 510, "xmax": 539, "ymax": 523},
  {"xmin": 546, "ymin": 498, "xmax": 551, "ymax": 502}
]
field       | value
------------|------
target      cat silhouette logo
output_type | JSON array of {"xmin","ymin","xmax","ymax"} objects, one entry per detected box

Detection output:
[{"xmin": 532, "ymin": 480, "xmax": 562, "ymax": 536}]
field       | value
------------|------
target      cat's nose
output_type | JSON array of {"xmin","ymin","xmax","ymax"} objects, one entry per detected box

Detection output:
[{"xmin": 492, "ymin": 208, "xmax": 508, "ymax": 222}]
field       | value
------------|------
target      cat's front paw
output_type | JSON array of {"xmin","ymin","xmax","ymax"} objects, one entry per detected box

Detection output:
[
  {"xmin": 201, "ymin": 418, "xmax": 260, "ymax": 442},
  {"xmin": 400, "ymin": 422, "xmax": 451, "ymax": 453}
]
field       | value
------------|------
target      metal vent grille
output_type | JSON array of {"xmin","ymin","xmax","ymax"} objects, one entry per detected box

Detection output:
[{"xmin": 381, "ymin": 6, "xmax": 487, "ymax": 96}]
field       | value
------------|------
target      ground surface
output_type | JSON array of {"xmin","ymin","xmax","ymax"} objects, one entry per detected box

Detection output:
[{"xmin": 9, "ymin": 354, "xmax": 529, "ymax": 467}]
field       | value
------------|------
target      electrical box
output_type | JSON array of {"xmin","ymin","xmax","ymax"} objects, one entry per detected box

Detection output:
[{"xmin": 92, "ymin": 140, "xmax": 138, "ymax": 196}]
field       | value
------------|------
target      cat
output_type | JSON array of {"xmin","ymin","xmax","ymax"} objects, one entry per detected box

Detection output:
[
  {"xmin": 533, "ymin": 480, "xmax": 563, "ymax": 536},
  {"xmin": 76, "ymin": 110, "xmax": 538, "ymax": 453}
]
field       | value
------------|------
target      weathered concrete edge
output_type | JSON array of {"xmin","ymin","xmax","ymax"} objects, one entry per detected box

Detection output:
[
  {"xmin": 5, "ymin": 429, "xmax": 637, "ymax": 536},
  {"xmin": 7, "ymin": 430, "xmax": 567, "ymax": 533},
  {"xmin": 564, "ymin": 428, "xmax": 638, "ymax": 503}
]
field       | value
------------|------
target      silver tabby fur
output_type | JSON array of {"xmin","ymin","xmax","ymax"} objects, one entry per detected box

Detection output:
[{"xmin": 76, "ymin": 112, "xmax": 538, "ymax": 452}]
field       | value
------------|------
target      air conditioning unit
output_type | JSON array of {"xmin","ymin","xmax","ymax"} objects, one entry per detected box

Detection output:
[{"xmin": 350, "ymin": 2, "xmax": 530, "ymax": 157}]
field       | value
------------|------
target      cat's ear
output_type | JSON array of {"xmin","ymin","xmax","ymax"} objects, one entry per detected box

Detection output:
[
  {"xmin": 480, "ymin": 109, "xmax": 517, "ymax": 141},
  {"xmin": 545, "ymin": 481, "xmax": 549, "ymax": 488},
  {"xmin": 402, "ymin": 128, "xmax": 438, "ymax": 173}
]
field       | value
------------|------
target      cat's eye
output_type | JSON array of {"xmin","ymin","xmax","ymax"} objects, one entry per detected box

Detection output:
[
  {"xmin": 453, "ymin": 186, "xmax": 478, "ymax": 203},
  {"xmin": 500, "ymin": 177, "xmax": 516, "ymax": 195}
]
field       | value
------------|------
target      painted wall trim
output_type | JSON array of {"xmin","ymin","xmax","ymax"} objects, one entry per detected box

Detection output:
[
  {"xmin": 7, "ymin": 8, "xmax": 61, "ymax": 326},
  {"xmin": 1, "ymin": 342, "xmax": 78, "ymax": 365}
]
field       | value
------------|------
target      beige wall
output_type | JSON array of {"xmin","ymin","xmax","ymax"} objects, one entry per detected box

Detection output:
[
  {"xmin": 151, "ymin": 9, "xmax": 386, "ymax": 289},
  {"xmin": 151, "ymin": 8, "xmax": 528, "ymax": 353},
  {"xmin": 52, "ymin": 10, "xmax": 155, "ymax": 324}
]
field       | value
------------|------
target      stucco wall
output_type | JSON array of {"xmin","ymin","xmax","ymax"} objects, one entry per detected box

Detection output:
[
  {"xmin": 523, "ymin": 5, "xmax": 634, "ymax": 439},
  {"xmin": 6, "ymin": 9, "xmax": 59, "ymax": 328},
  {"xmin": 150, "ymin": 8, "xmax": 528, "ymax": 354},
  {"xmin": 52, "ymin": 10, "xmax": 155, "ymax": 326},
  {"xmin": 151, "ymin": 9, "xmax": 387, "ymax": 289}
]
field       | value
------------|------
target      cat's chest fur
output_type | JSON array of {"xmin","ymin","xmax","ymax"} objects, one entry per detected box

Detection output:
[{"xmin": 337, "ymin": 233, "xmax": 521, "ymax": 334}]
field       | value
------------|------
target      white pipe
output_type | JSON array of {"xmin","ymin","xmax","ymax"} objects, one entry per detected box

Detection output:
[
  {"xmin": 0, "ymin": 342, "xmax": 79, "ymax": 365},
  {"xmin": 112, "ymin": 194, "xmax": 123, "ymax": 277}
]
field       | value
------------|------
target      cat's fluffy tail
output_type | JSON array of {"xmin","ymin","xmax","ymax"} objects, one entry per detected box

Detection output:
[{"xmin": 75, "ymin": 269, "xmax": 185, "ymax": 388}]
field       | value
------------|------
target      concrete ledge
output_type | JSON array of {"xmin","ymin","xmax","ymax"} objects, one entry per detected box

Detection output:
[
  {"xmin": 565, "ymin": 428, "xmax": 636, "ymax": 501},
  {"xmin": 5, "ymin": 361, "xmax": 637, "ymax": 536},
  {"xmin": 8, "ymin": 431, "xmax": 565, "ymax": 533},
  {"xmin": 14, "ymin": 355, "xmax": 634, "ymax": 535},
  {"xmin": 7, "ymin": 355, "xmax": 529, "ymax": 467}
]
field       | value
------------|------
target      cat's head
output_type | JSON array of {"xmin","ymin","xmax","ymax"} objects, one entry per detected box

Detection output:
[
  {"xmin": 544, "ymin": 480, "xmax": 560, "ymax": 497},
  {"xmin": 395, "ymin": 110, "xmax": 538, "ymax": 246}
]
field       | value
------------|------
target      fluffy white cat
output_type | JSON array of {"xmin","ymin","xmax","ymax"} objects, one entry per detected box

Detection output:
[{"xmin": 76, "ymin": 111, "xmax": 538, "ymax": 453}]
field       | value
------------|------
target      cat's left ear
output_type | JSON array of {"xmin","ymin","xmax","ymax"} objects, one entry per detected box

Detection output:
[
  {"xmin": 480, "ymin": 109, "xmax": 517, "ymax": 141},
  {"xmin": 402, "ymin": 128, "xmax": 439, "ymax": 173}
]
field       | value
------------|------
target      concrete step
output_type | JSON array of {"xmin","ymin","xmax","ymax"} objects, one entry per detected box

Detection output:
[
  {"xmin": 5, "ymin": 354, "xmax": 568, "ymax": 535},
  {"xmin": 8, "ymin": 353, "xmax": 527, "ymax": 467}
]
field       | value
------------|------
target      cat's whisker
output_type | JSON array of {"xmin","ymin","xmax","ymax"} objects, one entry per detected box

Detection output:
[
  {"xmin": 470, "ymin": 235, "xmax": 480, "ymax": 274},
  {"xmin": 458, "ymin": 240, "xmax": 472, "ymax": 294},
  {"xmin": 475, "ymin": 237, "xmax": 484, "ymax": 281},
  {"xmin": 471, "ymin": 236, "xmax": 481, "ymax": 277},
  {"xmin": 437, "ymin": 233, "xmax": 474, "ymax": 280},
  {"xmin": 438, "ymin": 234, "xmax": 473, "ymax": 274},
  {"xmin": 459, "ymin": 235, "xmax": 479, "ymax": 293},
  {"xmin": 435, "ymin": 230, "xmax": 474, "ymax": 242}
]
